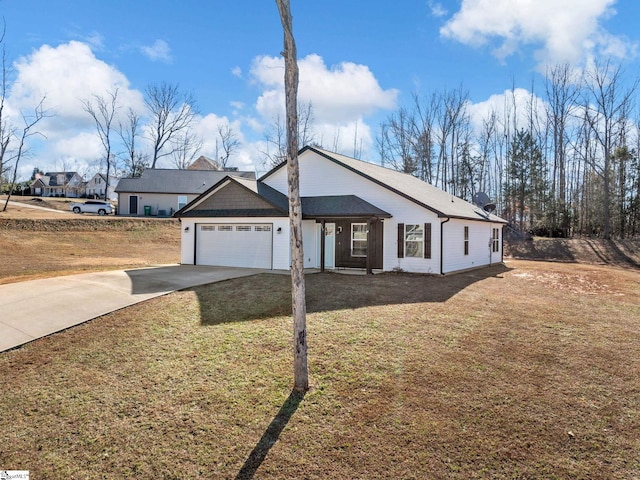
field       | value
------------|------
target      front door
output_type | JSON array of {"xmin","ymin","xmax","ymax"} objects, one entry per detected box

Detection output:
[
  {"xmin": 334, "ymin": 219, "xmax": 384, "ymax": 269},
  {"xmin": 129, "ymin": 195, "xmax": 138, "ymax": 215},
  {"xmin": 317, "ymin": 223, "xmax": 335, "ymax": 269}
]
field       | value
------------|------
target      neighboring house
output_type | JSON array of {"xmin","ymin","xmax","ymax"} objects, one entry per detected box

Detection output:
[
  {"xmin": 85, "ymin": 173, "xmax": 119, "ymax": 201},
  {"xmin": 175, "ymin": 146, "xmax": 508, "ymax": 274},
  {"xmin": 188, "ymin": 155, "xmax": 221, "ymax": 170},
  {"xmin": 30, "ymin": 172, "xmax": 84, "ymax": 197},
  {"xmin": 187, "ymin": 155, "xmax": 241, "ymax": 172},
  {"xmin": 115, "ymin": 168, "xmax": 256, "ymax": 216}
]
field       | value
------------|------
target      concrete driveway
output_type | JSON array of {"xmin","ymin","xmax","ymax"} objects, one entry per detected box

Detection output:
[{"xmin": 0, "ymin": 265, "xmax": 266, "ymax": 352}]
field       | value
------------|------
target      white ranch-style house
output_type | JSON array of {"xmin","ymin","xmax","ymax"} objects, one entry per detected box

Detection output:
[{"xmin": 175, "ymin": 146, "xmax": 507, "ymax": 275}]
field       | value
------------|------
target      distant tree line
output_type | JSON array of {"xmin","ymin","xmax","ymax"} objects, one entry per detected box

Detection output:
[{"xmin": 376, "ymin": 61, "xmax": 640, "ymax": 240}]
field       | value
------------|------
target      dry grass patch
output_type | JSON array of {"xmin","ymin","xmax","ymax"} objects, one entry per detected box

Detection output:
[
  {"xmin": 0, "ymin": 219, "xmax": 180, "ymax": 284},
  {"xmin": 506, "ymin": 237, "xmax": 640, "ymax": 269},
  {"xmin": 1, "ymin": 261, "xmax": 639, "ymax": 478}
]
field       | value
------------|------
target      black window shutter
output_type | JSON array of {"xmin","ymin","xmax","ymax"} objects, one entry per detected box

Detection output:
[
  {"xmin": 397, "ymin": 223, "xmax": 404, "ymax": 258},
  {"xmin": 424, "ymin": 223, "xmax": 432, "ymax": 259}
]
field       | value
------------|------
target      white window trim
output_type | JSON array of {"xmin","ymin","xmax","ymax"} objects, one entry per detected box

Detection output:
[
  {"xmin": 351, "ymin": 223, "xmax": 368, "ymax": 257},
  {"xmin": 405, "ymin": 224, "xmax": 424, "ymax": 258}
]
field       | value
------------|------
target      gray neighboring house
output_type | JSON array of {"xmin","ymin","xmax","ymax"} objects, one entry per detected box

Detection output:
[{"xmin": 115, "ymin": 168, "xmax": 256, "ymax": 216}]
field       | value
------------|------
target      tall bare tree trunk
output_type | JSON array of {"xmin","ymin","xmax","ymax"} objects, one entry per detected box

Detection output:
[{"xmin": 275, "ymin": 0, "xmax": 308, "ymax": 393}]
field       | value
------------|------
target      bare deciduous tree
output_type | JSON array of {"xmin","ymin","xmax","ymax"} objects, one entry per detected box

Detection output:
[
  {"xmin": 216, "ymin": 124, "xmax": 240, "ymax": 168},
  {"xmin": 582, "ymin": 60, "xmax": 638, "ymax": 239},
  {"xmin": 275, "ymin": 0, "xmax": 309, "ymax": 393},
  {"xmin": 0, "ymin": 28, "xmax": 13, "ymax": 195},
  {"xmin": 145, "ymin": 82, "xmax": 198, "ymax": 168},
  {"xmin": 262, "ymin": 101, "xmax": 315, "ymax": 168},
  {"xmin": 172, "ymin": 130, "xmax": 202, "ymax": 169},
  {"xmin": 82, "ymin": 89, "xmax": 119, "ymax": 199},
  {"xmin": 544, "ymin": 64, "xmax": 580, "ymax": 236},
  {"xmin": 3, "ymin": 98, "xmax": 48, "ymax": 211},
  {"xmin": 118, "ymin": 108, "xmax": 148, "ymax": 177}
]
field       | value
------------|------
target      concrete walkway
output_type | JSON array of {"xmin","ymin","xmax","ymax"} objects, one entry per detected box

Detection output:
[{"xmin": 0, "ymin": 265, "xmax": 265, "ymax": 352}]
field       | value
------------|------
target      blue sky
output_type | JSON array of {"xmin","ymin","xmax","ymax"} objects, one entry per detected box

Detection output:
[{"xmin": 2, "ymin": 0, "xmax": 639, "ymax": 180}]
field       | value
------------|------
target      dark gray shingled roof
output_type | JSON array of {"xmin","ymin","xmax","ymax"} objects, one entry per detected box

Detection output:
[
  {"xmin": 175, "ymin": 176, "xmax": 391, "ymax": 219},
  {"xmin": 176, "ymin": 208, "xmax": 287, "ymax": 218},
  {"xmin": 115, "ymin": 168, "xmax": 255, "ymax": 195},
  {"xmin": 301, "ymin": 195, "xmax": 391, "ymax": 218}
]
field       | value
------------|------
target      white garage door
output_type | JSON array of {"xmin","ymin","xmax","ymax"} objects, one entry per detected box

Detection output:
[{"xmin": 196, "ymin": 223, "xmax": 273, "ymax": 269}]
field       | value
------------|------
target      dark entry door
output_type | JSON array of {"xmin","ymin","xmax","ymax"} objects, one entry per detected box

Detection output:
[
  {"xmin": 334, "ymin": 219, "xmax": 383, "ymax": 269},
  {"xmin": 129, "ymin": 195, "xmax": 138, "ymax": 215}
]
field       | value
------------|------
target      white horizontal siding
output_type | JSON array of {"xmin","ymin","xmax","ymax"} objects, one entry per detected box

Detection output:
[
  {"xmin": 180, "ymin": 219, "xmax": 196, "ymax": 264},
  {"xmin": 442, "ymin": 219, "xmax": 503, "ymax": 273}
]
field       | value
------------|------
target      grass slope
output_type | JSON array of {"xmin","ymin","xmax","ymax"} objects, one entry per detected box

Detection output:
[
  {"xmin": 0, "ymin": 219, "xmax": 180, "ymax": 284},
  {"xmin": 1, "ymin": 261, "xmax": 639, "ymax": 479}
]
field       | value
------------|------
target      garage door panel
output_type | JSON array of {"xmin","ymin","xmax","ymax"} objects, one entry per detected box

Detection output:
[{"xmin": 196, "ymin": 224, "xmax": 273, "ymax": 269}]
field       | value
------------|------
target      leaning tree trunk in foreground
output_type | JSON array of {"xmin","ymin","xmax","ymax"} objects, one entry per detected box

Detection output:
[{"xmin": 275, "ymin": 0, "xmax": 309, "ymax": 393}]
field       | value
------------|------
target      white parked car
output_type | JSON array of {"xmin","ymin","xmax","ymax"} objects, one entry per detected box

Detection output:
[{"xmin": 70, "ymin": 200, "xmax": 114, "ymax": 215}]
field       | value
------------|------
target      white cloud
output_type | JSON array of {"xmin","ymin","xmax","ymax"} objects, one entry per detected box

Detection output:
[
  {"xmin": 440, "ymin": 0, "xmax": 636, "ymax": 67},
  {"xmin": 82, "ymin": 31, "xmax": 105, "ymax": 50},
  {"xmin": 51, "ymin": 132, "xmax": 103, "ymax": 160},
  {"xmin": 241, "ymin": 54, "xmax": 398, "ymax": 164},
  {"xmin": 140, "ymin": 39, "xmax": 172, "ymax": 63},
  {"xmin": 466, "ymin": 88, "xmax": 547, "ymax": 137},
  {"xmin": 231, "ymin": 66, "xmax": 242, "ymax": 78},
  {"xmin": 10, "ymin": 41, "xmax": 143, "ymax": 127},
  {"xmin": 314, "ymin": 119, "xmax": 374, "ymax": 158},
  {"xmin": 7, "ymin": 41, "xmax": 145, "ymax": 178},
  {"xmin": 251, "ymin": 54, "xmax": 398, "ymax": 124},
  {"xmin": 428, "ymin": 1, "xmax": 448, "ymax": 18}
]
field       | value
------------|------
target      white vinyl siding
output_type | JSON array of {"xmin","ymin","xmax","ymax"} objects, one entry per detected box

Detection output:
[{"xmin": 441, "ymin": 220, "xmax": 502, "ymax": 273}]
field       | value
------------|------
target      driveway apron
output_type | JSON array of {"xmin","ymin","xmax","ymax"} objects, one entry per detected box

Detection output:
[{"xmin": 0, "ymin": 265, "xmax": 264, "ymax": 352}]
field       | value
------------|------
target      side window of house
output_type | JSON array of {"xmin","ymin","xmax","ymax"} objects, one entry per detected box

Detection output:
[
  {"xmin": 464, "ymin": 226, "xmax": 469, "ymax": 255},
  {"xmin": 397, "ymin": 223, "xmax": 431, "ymax": 259},
  {"xmin": 492, "ymin": 228, "xmax": 500, "ymax": 252},
  {"xmin": 405, "ymin": 224, "xmax": 424, "ymax": 257},
  {"xmin": 351, "ymin": 223, "xmax": 367, "ymax": 257},
  {"xmin": 178, "ymin": 195, "xmax": 188, "ymax": 210}
]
